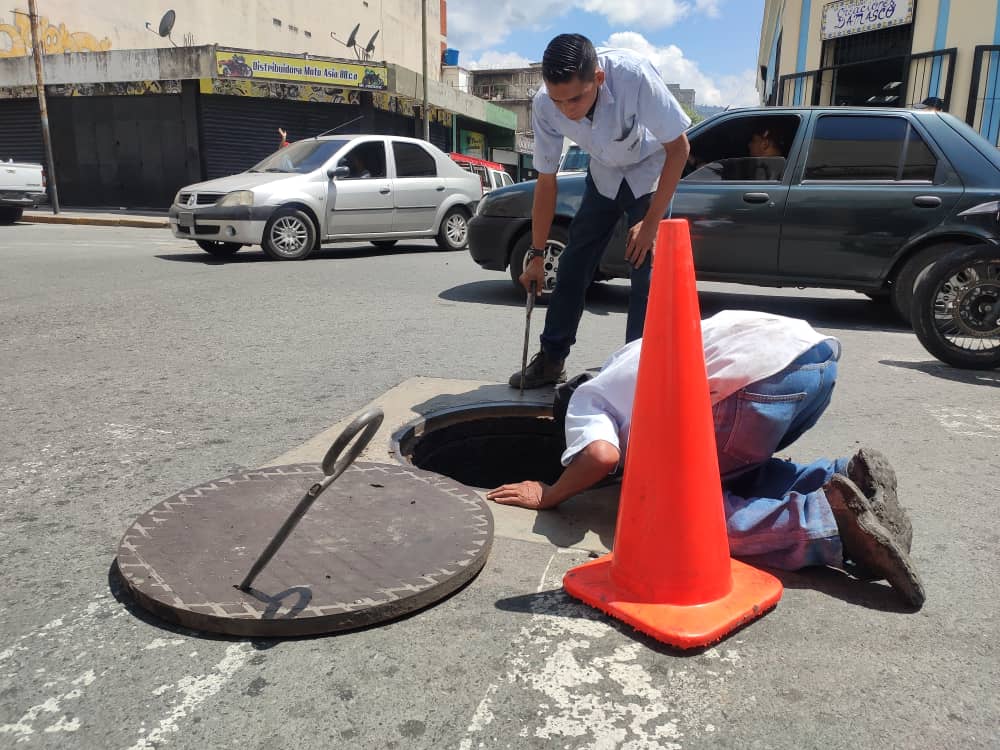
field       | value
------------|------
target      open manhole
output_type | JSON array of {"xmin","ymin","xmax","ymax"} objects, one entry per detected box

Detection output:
[{"xmin": 392, "ymin": 403, "xmax": 566, "ymax": 489}]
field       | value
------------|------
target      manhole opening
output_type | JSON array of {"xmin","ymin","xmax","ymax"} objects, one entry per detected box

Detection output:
[{"xmin": 394, "ymin": 405, "xmax": 565, "ymax": 489}]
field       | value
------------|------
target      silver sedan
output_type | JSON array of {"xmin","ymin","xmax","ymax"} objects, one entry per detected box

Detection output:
[{"xmin": 168, "ymin": 134, "xmax": 482, "ymax": 260}]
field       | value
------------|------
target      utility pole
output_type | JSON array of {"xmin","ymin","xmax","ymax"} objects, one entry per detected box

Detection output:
[
  {"xmin": 421, "ymin": 0, "xmax": 430, "ymax": 141},
  {"xmin": 26, "ymin": 0, "xmax": 59, "ymax": 213}
]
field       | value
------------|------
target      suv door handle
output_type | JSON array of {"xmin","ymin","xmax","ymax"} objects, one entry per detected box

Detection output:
[
  {"xmin": 743, "ymin": 192, "xmax": 770, "ymax": 204},
  {"xmin": 379, "ymin": 187, "xmax": 391, "ymax": 194},
  {"xmin": 436, "ymin": 185, "xmax": 445, "ymax": 191},
  {"xmin": 913, "ymin": 195, "xmax": 941, "ymax": 208}
]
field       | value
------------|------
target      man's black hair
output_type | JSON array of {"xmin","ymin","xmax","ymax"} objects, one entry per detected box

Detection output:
[{"xmin": 542, "ymin": 34, "xmax": 598, "ymax": 84}]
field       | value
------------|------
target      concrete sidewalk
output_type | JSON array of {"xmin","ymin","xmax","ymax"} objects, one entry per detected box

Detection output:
[{"xmin": 21, "ymin": 208, "xmax": 169, "ymax": 229}]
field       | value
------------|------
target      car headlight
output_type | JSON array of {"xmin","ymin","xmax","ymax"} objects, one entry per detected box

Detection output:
[
  {"xmin": 173, "ymin": 190, "xmax": 183, "ymax": 205},
  {"xmin": 218, "ymin": 190, "xmax": 254, "ymax": 207}
]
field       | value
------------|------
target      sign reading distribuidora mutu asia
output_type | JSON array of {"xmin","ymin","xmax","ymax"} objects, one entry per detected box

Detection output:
[
  {"xmin": 821, "ymin": 0, "xmax": 913, "ymax": 40},
  {"xmin": 215, "ymin": 49, "xmax": 387, "ymax": 90}
]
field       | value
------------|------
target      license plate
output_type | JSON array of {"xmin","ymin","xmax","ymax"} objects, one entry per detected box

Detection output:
[{"xmin": 178, "ymin": 211, "xmax": 194, "ymax": 228}]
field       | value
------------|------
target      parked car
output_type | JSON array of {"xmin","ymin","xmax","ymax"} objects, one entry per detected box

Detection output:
[
  {"xmin": 168, "ymin": 135, "xmax": 482, "ymax": 260},
  {"xmin": 557, "ymin": 142, "xmax": 590, "ymax": 175},
  {"xmin": 449, "ymin": 152, "xmax": 514, "ymax": 193},
  {"xmin": 468, "ymin": 106, "xmax": 1000, "ymax": 322},
  {"xmin": 0, "ymin": 158, "xmax": 46, "ymax": 224}
]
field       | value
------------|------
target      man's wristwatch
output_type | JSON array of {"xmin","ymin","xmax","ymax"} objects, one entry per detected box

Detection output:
[{"xmin": 527, "ymin": 247, "xmax": 546, "ymax": 261}]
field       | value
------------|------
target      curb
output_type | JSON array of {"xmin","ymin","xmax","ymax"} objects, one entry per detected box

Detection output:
[{"xmin": 21, "ymin": 213, "xmax": 169, "ymax": 229}]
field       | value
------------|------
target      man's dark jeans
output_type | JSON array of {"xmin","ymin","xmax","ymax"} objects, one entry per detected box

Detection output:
[{"xmin": 540, "ymin": 173, "xmax": 653, "ymax": 362}]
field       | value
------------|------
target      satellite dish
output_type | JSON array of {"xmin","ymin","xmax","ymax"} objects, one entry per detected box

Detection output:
[
  {"xmin": 345, "ymin": 23, "xmax": 360, "ymax": 49},
  {"xmin": 157, "ymin": 10, "xmax": 176, "ymax": 38},
  {"xmin": 365, "ymin": 30, "xmax": 379, "ymax": 54}
]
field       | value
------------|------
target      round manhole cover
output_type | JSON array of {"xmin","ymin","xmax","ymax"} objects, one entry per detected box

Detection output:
[{"xmin": 115, "ymin": 462, "xmax": 493, "ymax": 637}]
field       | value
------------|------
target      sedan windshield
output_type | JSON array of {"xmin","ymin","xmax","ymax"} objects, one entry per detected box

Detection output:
[{"xmin": 250, "ymin": 139, "xmax": 350, "ymax": 174}]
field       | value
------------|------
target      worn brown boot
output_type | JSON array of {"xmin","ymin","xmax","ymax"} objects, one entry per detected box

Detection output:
[
  {"xmin": 509, "ymin": 351, "xmax": 566, "ymax": 389},
  {"xmin": 847, "ymin": 448, "xmax": 913, "ymax": 552},
  {"xmin": 824, "ymin": 474, "xmax": 925, "ymax": 608}
]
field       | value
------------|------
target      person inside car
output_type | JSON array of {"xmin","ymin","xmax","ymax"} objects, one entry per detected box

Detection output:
[
  {"xmin": 344, "ymin": 151, "xmax": 371, "ymax": 179},
  {"xmin": 487, "ymin": 310, "xmax": 925, "ymax": 607},
  {"xmin": 688, "ymin": 120, "xmax": 789, "ymax": 181}
]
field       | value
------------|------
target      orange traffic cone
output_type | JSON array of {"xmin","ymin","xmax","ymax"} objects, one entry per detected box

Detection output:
[{"xmin": 563, "ymin": 219, "xmax": 783, "ymax": 649}]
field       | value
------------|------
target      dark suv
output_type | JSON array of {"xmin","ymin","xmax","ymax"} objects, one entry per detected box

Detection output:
[{"xmin": 468, "ymin": 107, "xmax": 1000, "ymax": 321}]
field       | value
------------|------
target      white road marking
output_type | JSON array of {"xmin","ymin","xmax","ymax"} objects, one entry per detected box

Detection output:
[
  {"xmin": 125, "ymin": 643, "xmax": 250, "ymax": 750},
  {"xmin": 925, "ymin": 405, "xmax": 1000, "ymax": 437},
  {"xmin": 459, "ymin": 551, "xmax": 744, "ymax": 749}
]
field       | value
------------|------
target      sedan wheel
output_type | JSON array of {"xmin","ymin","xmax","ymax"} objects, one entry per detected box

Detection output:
[
  {"xmin": 262, "ymin": 208, "xmax": 316, "ymax": 261},
  {"xmin": 509, "ymin": 227, "xmax": 568, "ymax": 297},
  {"xmin": 436, "ymin": 208, "xmax": 469, "ymax": 250}
]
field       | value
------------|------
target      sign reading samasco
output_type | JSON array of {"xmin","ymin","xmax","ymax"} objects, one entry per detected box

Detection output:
[
  {"xmin": 215, "ymin": 49, "xmax": 387, "ymax": 90},
  {"xmin": 821, "ymin": 0, "xmax": 914, "ymax": 40}
]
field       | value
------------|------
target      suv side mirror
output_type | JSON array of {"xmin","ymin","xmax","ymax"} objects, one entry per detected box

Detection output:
[{"xmin": 328, "ymin": 165, "xmax": 350, "ymax": 179}]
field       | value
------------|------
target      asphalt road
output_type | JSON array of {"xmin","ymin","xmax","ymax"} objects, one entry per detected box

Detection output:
[{"xmin": 1, "ymin": 223, "xmax": 998, "ymax": 749}]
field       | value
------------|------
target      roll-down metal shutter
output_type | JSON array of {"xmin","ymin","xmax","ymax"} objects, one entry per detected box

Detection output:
[{"xmin": 199, "ymin": 95, "xmax": 361, "ymax": 179}]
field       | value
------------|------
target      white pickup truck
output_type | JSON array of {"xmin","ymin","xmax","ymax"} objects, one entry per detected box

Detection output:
[{"xmin": 0, "ymin": 159, "xmax": 46, "ymax": 224}]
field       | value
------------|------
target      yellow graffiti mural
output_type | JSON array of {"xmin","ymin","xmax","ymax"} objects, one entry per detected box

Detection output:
[{"xmin": 0, "ymin": 11, "xmax": 112, "ymax": 58}]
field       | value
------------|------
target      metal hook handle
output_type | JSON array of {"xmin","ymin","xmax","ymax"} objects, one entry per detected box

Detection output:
[
  {"xmin": 237, "ymin": 408, "xmax": 385, "ymax": 593},
  {"xmin": 320, "ymin": 407, "xmax": 384, "ymax": 482}
]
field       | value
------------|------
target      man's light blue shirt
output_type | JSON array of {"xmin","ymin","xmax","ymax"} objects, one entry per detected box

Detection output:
[{"xmin": 532, "ymin": 48, "xmax": 691, "ymax": 199}]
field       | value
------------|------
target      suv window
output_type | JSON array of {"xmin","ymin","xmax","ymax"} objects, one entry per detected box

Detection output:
[
  {"xmin": 684, "ymin": 114, "xmax": 800, "ymax": 182},
  {"xmin": 804, "ymin": 115, "xmax": 937, "ymax": 181},
  {"xmin": 393, "ymin": 142, "xmax": 437, "ymax": 178}
]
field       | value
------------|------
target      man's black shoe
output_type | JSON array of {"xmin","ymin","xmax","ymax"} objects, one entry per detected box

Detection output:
[{"xmin": 509, "ymin": 351, "xmax": 566, "ymax": 389}]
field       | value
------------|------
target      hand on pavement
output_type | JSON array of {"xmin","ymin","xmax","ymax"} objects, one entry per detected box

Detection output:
[{"xmin": 486, "ymin": 481, "xmax": 550, "ymax": 509}]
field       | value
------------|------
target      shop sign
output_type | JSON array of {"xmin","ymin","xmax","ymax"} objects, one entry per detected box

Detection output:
[
  {"xmin": 215, "ymin": 49, "xmax": 387, "ymax": 90},
  {"xmin": 461, "ymin": 130, "xmax": 486, "ymax": 158},
  {"xmin": 515, "ymin": 133, "xmax": 534, "ymax": 154},
  {"xmin": 821, "ymin": 0, "xmax": 913, "ymax": 40}
]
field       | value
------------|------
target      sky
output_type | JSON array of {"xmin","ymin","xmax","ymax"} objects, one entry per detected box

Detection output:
[{"xmin": 446, "ymin": 0, "xmax": 767, "ymax": 108}]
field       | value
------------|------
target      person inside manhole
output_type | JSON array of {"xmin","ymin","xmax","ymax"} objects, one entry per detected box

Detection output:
[{"xmin": 486, "ymin": 310, "xmax": 925, "ymax": 607}]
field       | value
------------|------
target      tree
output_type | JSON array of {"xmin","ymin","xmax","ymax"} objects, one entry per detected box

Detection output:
[{"xmin": 682, "ymin": 104, "xmax": 703, "ymax": 125}]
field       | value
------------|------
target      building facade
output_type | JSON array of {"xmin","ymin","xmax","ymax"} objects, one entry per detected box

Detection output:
[
  {"xmin": 0, "ymin": 1, "xmax": 517, "ymax": 208},
  {"xmin": 0, "ymin": 0, "xmax": 446, "ymax": 81},
  {"xmin": 759, "ymin": 0, "xmax": 1000, "ymax": 145}
]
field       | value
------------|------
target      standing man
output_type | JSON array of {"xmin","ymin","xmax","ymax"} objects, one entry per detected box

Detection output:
[{"xmin": 511, "ymin": 33, "xmax": 691, "ymax": 389}]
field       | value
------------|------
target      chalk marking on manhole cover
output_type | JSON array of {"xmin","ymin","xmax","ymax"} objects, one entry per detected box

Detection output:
[
  {"xmin": 924, "ymin": 405, "xmax": 1000, "ymax": 438},
  {"xmin": 458, "ymin": 550, "xmax": 741, "ymax": 749}
]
